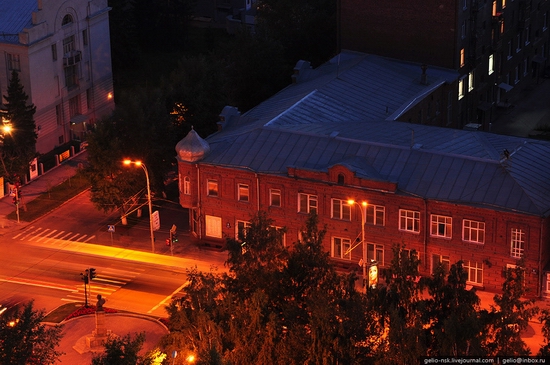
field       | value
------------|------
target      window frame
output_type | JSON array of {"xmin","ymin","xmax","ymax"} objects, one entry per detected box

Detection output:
[
  {"xmin": 183, "ymin": 176, "xmax": 191, "ymax": 195},
  {"xmin": 236, "ymin": 220, "xmax": 251, "ymax": 240},
  {"xmin": 207, "ymin": 180, "xmax": 219, "ymax": 197},
  {"xmin": 463, "ymin": 260, "xmax": 483, "ymax": 285},
  {"xmin": 462, "ymin": 219, "xmax": 485, "ymax": 244},
  {"xmin": 367, "ymin": 243, "xmax": 384, "ymax": 266},
  {"xmin": 432, "ymin": 254, "xmax": 450, "ymax": 273},
  {"xmin": 510, "ymin": 228, "xmax": 525, "ymax": 258},
  {"xmin": 399, "ymin": 209, "xmax": 420, "ymax": 233},
  {"xmin": 366, "ymin": 204, "xmax": 385, "ymax": 226},
  {"xmin": 205, "ymin": 215, "xmax": 222, "ymax": 238},
  {"xmin": 298, "ymin": 193, "xmax": 318, "ymax": 214},
  {"xmin": 270, "ymin": 189, "xmax": 281, "ymax": 207},
  {"xmin": 238, "ymin": 183, "xmax": 249, "ymax": 202},
  {"xmin": 430, "ymin": 214, "xmax": 452, "ymax": 238},
  {"xmin": 332, "ymin": 237, "xmax": 352, "ymax": 260},
  {"xmin": 331, "ymin": 198, "xmax": 351, "ymax": 221}
]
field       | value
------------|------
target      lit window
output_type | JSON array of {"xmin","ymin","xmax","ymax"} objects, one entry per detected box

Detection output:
[
  {"xmin": 205, "ymin": 215, "xmax": 222, "ymax": 238},
  {"xmin": 332, "ymin": 237, "xmax": 351, "ymax": 260},
  {"xmin": 460, "ymin": 48, "xmax": 465, "ymax": 67},
  {"xmin": 510, "ymin": 228, "xmax": 525, "ymax": 258},
  {"xmin": 399, "ymin": 209, "xmax": 420, "ymax": 233},
  {"xmin": 430, "ymin": 214, "xmax": 452, "ymax": 238},
  {"xmin": 238, "ymin": 184, "xmax": 249, "ymax": 202},
  {"xmin": 270, "ymin": 189, "xmax": 281, "ymax": 207},
  {"xmin": 366, "ymin": 204, "xmax": 385, "ymax": 226},
  {"xmin": 489, "ymin": 54, "xmax": 494, "ymax": 75},
  {"xmin": 367, "ymin": 243, "xmax": 384, "ymax": 265},
  {"xmin": 492, "ymin": 0, "xmax": 497, "ymax": 16},
  {"xmin": 463, "ymin": 219, "xmax": 485, "ymax": 244},
  {"xmin": 463, "ymin": 261, "xmax": 483, "ymax": 285},
  {"xmin": 331, "ymin": 199, "xmax": 351, "ymax": 220},
  {"xmin": 298, "ymin": 193, "xmax": 317, "ymax": 214},
  {"xmin": 502, "ymin": 0, "xmax": 506, "ymax": 9},
  {"xmin": 207, "ymin": 180, "xmax": 218, "ymax": 196},
  {"xmin": 468, "ymin": 71, "xmax": 475, "ymax": 92},
  {"xmin": 458, "ymin": 79, "xmax": 465, "ymax": 100}
]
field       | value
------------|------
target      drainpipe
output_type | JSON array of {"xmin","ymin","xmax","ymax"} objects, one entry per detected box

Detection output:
[
  {"xmin": 256, "ymin": 173, "xmax": 260, "ymax": 212},
  {"xmin": 539, "ymin": 219, "xmax": 543, "ymax": 298},
  {"xmin": 424, "ymin": 198, "xmax": 428, "ymax": 271},
  {"xmin": 196, "ymin": 164, "xmax": 202, "ymax": 240}
]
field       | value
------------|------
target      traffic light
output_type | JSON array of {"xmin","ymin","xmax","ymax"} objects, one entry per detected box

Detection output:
[
  {"xmin": 81, "ymin": 270, "xmax": 89, "ymax": 284},
  {"xmin": 166, "ymin": 238, "xmax": 171, "ymax": 246},
  {"xmin": 89, "ymin": 268, "xmax": 96, "ymax": 280},
  {"xmin": 172, "ymin": 233, "xmax": 178, "ymax": 243}
]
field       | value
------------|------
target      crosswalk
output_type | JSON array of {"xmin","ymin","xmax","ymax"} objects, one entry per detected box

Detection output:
[
  {"xmin": 63, "ymin": 267, "xmax": 143, "ymax": 304},
  {"xmin": 12, "ymin": 226, "xmax": 96, "ymax": 245}
]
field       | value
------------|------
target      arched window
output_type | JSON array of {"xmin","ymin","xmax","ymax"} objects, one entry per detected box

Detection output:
[
  {"xmin": 337, "ymin": 174, "xmax": 345, "ymax": 185},
  {"xmin": 62, "ymin": 14, "xmax": 73, "ymax": 26},
  {"xmin": 183, "ymin": 176, "xmax": 191, "ymax": 195}
]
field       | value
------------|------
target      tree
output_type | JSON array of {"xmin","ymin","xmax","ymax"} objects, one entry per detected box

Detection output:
[
  {"xmin": 256, "ymin": 0, "xmax": 338, "ymax": 67},
  {"xmin": 538, "ymin": 309, "xmax": 550, "ymax": 356},
  {"xmin": 0, "ymin": 301, "xmax": 64, "ymax": 364},
  {"xmin": 425, "ymin": 261, "xmax": 485, "ymax": 356},
  {"xmin": 1, "ymin": 70, "xmax": 37, "ymax": 182},
  {"xmin": 91, "ymin": 332, "xmax": 159, "ymax": 365},
  {"xmin": 483, "ymin": 264, "xmax": 539, "ymax": 355}
]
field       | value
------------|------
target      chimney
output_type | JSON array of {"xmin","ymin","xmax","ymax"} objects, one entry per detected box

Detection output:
[{"xmin": 420, "ymin": 64, "xmax": 428, "ymax": 85}]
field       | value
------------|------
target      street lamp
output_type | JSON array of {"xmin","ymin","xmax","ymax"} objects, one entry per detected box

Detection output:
[
  {"xmin": 348, "ymin": 199, "xmax": 368, "ymax": 290},
  {"xmin": 123, "ymin": 159, "xmax": 155, "ymax": 253}
]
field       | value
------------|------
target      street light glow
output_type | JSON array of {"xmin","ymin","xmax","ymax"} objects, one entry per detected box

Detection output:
[{"xmin": 123, "ymin": 159, "xmax": 155, "ymax": 253}]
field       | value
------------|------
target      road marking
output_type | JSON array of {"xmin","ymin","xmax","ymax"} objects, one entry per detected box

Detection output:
[
  {"xmin": 43, "ymin": 231, "xmax": 65, "ymax": 244},
  {"xmin": 35, "ymin": 229, "xmax": 56, "ymax": 243},
  {"xmin": 0, "ymin": 277, "xmax": 76, "ymax": 292},
  {"xmin": 67, "ymin": 233, "xmax": 81, "ymax": 241},
  {"xmin": 83, "ymin": 235, "xmax": 95, "ymax": 243},
  {"xmin": 148, "ymin": 280, "xmax": 189, "ymax": 313}
]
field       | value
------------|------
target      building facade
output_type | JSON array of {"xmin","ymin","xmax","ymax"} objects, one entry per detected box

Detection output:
[
  {"xmin": 176, "ymin": 53, "xmax": 550, "ymax": 299},
  {"xmin": 340, "ymin": 0, "xmax": 550, "ymax": 131},
  {"xmin": 0, "ymin": 0, "xmax": 115, "ymax": 154}
]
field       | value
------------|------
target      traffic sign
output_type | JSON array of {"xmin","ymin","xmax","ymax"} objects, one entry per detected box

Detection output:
[
  {"xmin": 108, "ymin": 225, "xmax": 115, "ymax": 233},
  {"xmin": 152, "ymin": 210, "xmax": 160, "ymax": 231}
]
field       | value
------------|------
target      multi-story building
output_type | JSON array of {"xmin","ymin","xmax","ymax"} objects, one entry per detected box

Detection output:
[
  {"xmin": 340, "ymin": 0, "xmax": 550, "ymax": 131},
  {"xmin": 0, "ymin": 0, "xmax": 115, "ymax": 154},
  {"xmin": 176, "ymin": 52, "xmax": 550, "ymax": 298},
  {"xmin": 194, "ymin": 0, "xmax": 256, "ymax": 33}
]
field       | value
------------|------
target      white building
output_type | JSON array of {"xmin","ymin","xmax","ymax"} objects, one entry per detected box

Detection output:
[{"xmin": 0, "ymin": 0, "xmax": 115, "ymax": 154}]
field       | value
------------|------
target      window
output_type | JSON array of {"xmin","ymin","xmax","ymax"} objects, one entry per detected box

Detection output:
[
  {"xmin": 56, "ymin": 104, "xmax": 63, "ymax": 126},
  {"xmin": 461, "ymin": 20, "xmax": 467, "ymax": 39},
  {"xmin": 463, "ymin": 0, "xmax": 468, "ymax": 10},
  {"xmin": 468, "ymin": 71, "xmax": 475, "ymax": 92},
  {"xmin": 514, "ymin": 65, "xmax": 520, "ymax": 84},
  {"xmin": 366, "ymin": 204, "xmax": 385, "ymax": 226},
  {"xmin": 69, "ymin": 95, "xmax": 80, "ymax": 117},
  {"xmin": 431, "ymin": 214, "xmax": 452, "ymax": 238},
  {"xmin": 489, "ymin": 54, "xmax": 494, "ymax": 75},
  {"xmin": 337, "ymin": 174, "xmax": 345, "ymax": 185},
  {"xmin": 63, "ymin": 35, "xmax": 75, "ymax": 55},
  {"xmin": 367, "ymin": 243, "xmax": 384, "ymax": 265},
  {"xmin": 64, "ymin": 65, "xmax": 78, "ymax": 88},
  {"xmin": 270, "ymin": 189, "xmax": 281, "ymax": 207},
  {"xmin": 458, "ymin": 78, "xmax": 465, "ymax": 100},
  {"xmin": 238, "ymin": 184, "xmax": 249, "ymax": 202},
  {"xmin": 298, "ymin": 193, "xmax": 317, "ymax": 214},
  {"xmin": 183, "ymin": 176, "xmax": 191, "ymax": 195},
  {"xmin": 62, "ymin": 14, "xmax": 73, "ymax": 26},
  {"xmin": 523, "ymin": 58, "xmax": 528, "ymax": 77},
  {"xmin": 432, "ymin": 254, "xmax": 450, "ymax": 273},
  {"xmin": 492, "ymin": 0, "xmax": 497, "ymax": 16},
  {"xmin": 82, "ymin": 29, "xmax": 88, "ymax": 46},
  {"xmin": 399, "ymin": 209, "xmax": 420, "ymax": 233},
  {"xmin": 516, "ymin": 34, "xmax": 522, "ymax": 52},
  {"xmin": 52, "ymin": 44, "xmax": 57, "ymax": 61},
  {"xmin": 507, "ymin": 41, "xmax": 513, "ymax": 59},
  {"xmin": 525, "ymin": 26, "xmax": 530, "ymax": 45},
  {"xmin": 463, "ymin": 219, "xmax": 485, "ymax": 244},
  {"xmin": 207, "ymin": 180, "xmax": 218, "ymax": 196},
  {"xmin": 331, "ymin": 199, "xmax": 351, "ymax": 220},
  {"xmin": 7, "ymin": 54, "xmax": 21, "ymax": 71},
  {"xmin": 332, "ymin": 237, "xmax": 351, "ymax": 260},
  {"xmin": 463, "ymin": 260, "xmax": 483, "ymax": 285},
  {"xmin": 236, "ymin": 221, "xmax": 251, "ymax": 240},
  {"xmin": 205, "ymin": 215, "xmax": 222, "ymax": 238},
  {"xmin": 460, "ymin": 48, "xmax": 465, "ymax": 67},
  {"xmin": 544, "ymin": 12, "xmax": 548, "ymax": 30},
  {"xmin": 510, "ymin": 228, "xmax": 525, "ymax": 258},
  {"xmin": 502, "ymin": 0, "xmax": 506, "ymax": 9},
  {"xmin": 546, "ymin": 273, "xmax": 550, "ymax": 293},
  {"xmin": 86, "ymin": 88, "xmax": 92, "ymax": 110}
]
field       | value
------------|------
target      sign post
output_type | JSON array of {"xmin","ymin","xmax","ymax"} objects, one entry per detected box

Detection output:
[{"xmin": 108, "ymin": 225, "xmax": 115, "ymax": 244}]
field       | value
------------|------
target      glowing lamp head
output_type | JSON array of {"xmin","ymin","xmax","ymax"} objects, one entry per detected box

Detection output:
[{"xmin": 347, "ymin": 199, "xmax": 355, "ymax": 205}]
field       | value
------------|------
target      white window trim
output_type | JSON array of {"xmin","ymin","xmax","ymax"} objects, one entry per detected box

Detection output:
[
  {"xmin": 332, "ymin": 237, "xmax": 352, "ymax": 260},
  {"xmin": 510, "ymin": 228, "xmax": 525, "ymax": 258},
  {"xmin": 236, "ymin": 220, "xmax": 251, "ymax": 240},
  {"xmin": 331, "ymin": 198, "xmax": 351, "ymax": 220},
  {"xmin": 462, "ymin": 219, "xmax": 485, "ymax": 244},
  {"xmin": 399, "ymin": 209, "xmax": 420, "ymax": 233},
  {"xmin": 238, "ymin": 183, "xmax": 249, "ymax": 202},
  {"xmin": 298, "ymin": 193, "xmax": 318, "ymax": 214},
  {"xmin": 367, "ymin": 204, "xmax": 385, "ymax": 226},
  {"xmin": 464, "ymin": 260, "xmax": 483, "ymax": 285},
  {"xmin": 270, "ymin": 189, "xmax": 281, "ymax": 207},
  {"xmin": 183, "ymin": 176, "xmax": 191, "ymax": 195},
  {"xmin": 430, "ymin": 214, "xmax": 452, "ymax": 238},
  {"xmin": 367, "ymin": 243, "xmax": 384, "ymax": 266},
  {"xmin": 207, "ymin": 180, "xmax": 218, "ymax": 197}
]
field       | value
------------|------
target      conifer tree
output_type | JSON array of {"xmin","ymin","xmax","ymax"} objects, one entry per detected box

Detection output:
[{"xmin": 1, "ymin": 70, "xmax": 37, "ymax": 182}]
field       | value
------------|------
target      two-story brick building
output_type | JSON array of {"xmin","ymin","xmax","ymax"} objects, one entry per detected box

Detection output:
[{"xmin": 176, "ymin": 52, "xmax": 550, "ymax": 298}]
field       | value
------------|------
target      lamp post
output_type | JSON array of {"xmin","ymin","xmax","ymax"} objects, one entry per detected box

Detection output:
[
  {"xmin": 348, "ymin": 199, "xmax": 367, "ymax": 290},
  {"xmin": 123, "ymin": 159, "xmax": 155, "ymax": 253}
]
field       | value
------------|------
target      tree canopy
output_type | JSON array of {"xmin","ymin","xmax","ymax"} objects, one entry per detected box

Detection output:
[{"xmin": 1, "ymin": 70, "xmax": 37, "ymax": 183}]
